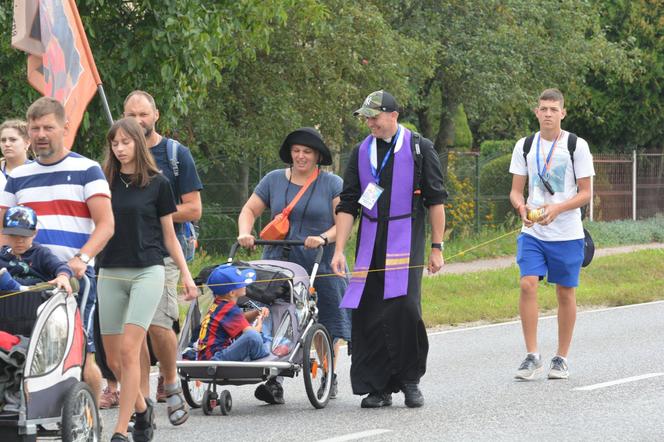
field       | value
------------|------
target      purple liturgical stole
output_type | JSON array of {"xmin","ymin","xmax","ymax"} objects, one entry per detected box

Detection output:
[{"xmin": 340, "ymin": 127, "xmax": 414, "ymax": 309}]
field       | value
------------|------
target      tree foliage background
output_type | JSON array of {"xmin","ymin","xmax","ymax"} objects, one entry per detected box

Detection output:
[{"xmin": 0, "ymin": 0, "xmax": 661, "ymax": 247}]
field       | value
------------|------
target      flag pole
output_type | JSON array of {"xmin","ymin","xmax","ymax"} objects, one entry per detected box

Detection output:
[
  {"xmin": 96, "ymin": 84, "xmax": 114, "ymax": 126},
  {"xmin": 67, "ymin": 0, "xmax": 113, "ymax": 126}
]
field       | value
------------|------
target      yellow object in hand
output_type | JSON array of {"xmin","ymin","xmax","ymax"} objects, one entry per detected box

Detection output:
[{"xmin": 527, "ymin": 208, "xmax": 545, "ymax": 222}]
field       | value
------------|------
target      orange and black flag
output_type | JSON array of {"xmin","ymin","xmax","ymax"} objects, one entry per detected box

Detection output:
[{"xmin": 12, "ymin": 0, "xmax": 101, "ymax": 148}]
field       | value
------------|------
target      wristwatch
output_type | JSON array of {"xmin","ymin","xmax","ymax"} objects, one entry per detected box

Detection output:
[
  {"xmin": 319, "ymin": 233, "xmax": 329, "ymax": 246},
  {"xmin": 74, "ymin": 252, "xmax": 91, "ymax": 264},
  {"xmin": 431, "ymin": 242, "xmax": 444, "ymax": 250}
]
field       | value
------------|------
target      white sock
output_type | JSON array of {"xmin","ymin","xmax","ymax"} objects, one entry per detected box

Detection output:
[{"xmin": 527, "ymin": 352, "xmax": 540, "ymax": 360}]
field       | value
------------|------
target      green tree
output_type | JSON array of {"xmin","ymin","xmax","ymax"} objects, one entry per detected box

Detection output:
[
  {"xmin": 567, "ymin": 0, "xmax": 663, "ymax": 151},
  {"xmin": 374, "ymin": 0, "xmax": 636, "ymax": 164},
  {"xmin": 1, "ymin": 0, "xmax": 314, "ymax": 157},
  {"xmin": 187, "ymin": 0, "xmax": 433, "ymax": 185}
]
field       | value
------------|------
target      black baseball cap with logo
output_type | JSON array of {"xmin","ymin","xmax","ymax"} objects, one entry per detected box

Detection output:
[{"xmin": 353, "ymin": 90, "xmax": 399, "ymax": 117}]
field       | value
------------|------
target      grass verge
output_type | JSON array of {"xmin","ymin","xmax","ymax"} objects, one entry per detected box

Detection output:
[
  {"xmin": 422, "ymin": 248, "xmax": 664, "ymax": 327},
  {"xmin": 442, "ymin": 215, "xmax": 664, "ymax": 263}
]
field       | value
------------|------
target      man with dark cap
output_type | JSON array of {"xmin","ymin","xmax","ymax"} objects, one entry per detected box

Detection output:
[{"xmin": 331, "ymin": 90, "xmax": 447, "ymax": 408}]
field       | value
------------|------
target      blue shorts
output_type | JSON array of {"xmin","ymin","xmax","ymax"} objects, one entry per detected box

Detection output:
[
  {"xmin": 76, "ymin": 266, "xmax": 97, "ymax": 353},
  {"xmin": 516, "ymin": 233, "xmax": 584, "ymax": 288}
]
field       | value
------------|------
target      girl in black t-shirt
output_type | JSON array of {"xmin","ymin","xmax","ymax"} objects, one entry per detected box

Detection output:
[{"xmin": 98, "ymin": 118, "xmax": 198, "ymax": 442}]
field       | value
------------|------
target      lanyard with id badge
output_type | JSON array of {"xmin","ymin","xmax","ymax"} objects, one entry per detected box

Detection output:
[
  {"xmin": 531, "ymin": 132, "xmax": 559, "ymax": 206},
  {"xmin": 358, "ymin": 128, "xmax": 401, "ymax": 210}
]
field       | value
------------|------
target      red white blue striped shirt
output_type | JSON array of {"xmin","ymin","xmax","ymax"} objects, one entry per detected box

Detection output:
[{"xmin": 0, "ymin": 153, "xmax": 111, "ymax": 264}]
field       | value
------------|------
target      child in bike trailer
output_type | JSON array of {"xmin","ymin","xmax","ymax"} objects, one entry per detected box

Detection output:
[{"xmin": 195, "ymin": 264, "xmax": 271, "ymax": 362}]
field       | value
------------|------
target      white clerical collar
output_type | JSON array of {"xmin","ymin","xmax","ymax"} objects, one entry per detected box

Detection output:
[
  {"xmin": 370, "ymin": 124, "xmax": 405, "ymax": 168},
  {"xmin": 381, "ymin": 128, "xmax": 399, "ymax": 143}
]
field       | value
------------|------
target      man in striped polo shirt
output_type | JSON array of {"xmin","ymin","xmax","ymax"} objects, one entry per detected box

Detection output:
[{"xmin": 0, "ymin": 97, "xmax": 115, "ymax": 403}]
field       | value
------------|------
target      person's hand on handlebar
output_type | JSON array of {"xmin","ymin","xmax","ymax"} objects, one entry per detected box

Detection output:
[
  {"xmin": 304, "ymin": 235, "xmax": 325, "ymax": 249},
  {"xmin": 237, "ymin": 233, "xmax": 256, "ymax": 249},
  {"xmin": 49, "ymin": 273, "xmax": 73, "ymax": 295}
]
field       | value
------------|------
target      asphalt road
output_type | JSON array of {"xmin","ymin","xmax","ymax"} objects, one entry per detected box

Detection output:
[{"xmin": 100, "ymin": 300, "xmax": 664, "ymax": 441}]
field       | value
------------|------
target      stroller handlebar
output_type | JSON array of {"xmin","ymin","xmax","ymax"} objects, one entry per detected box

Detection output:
[{"xmin": 229, "ymin": 240, "xmax": 325, "ymax": 265}]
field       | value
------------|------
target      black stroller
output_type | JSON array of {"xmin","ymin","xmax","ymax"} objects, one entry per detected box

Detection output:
[{"xmin": 177, "ymin": 240, "xmax": 334, "ymax": 415}]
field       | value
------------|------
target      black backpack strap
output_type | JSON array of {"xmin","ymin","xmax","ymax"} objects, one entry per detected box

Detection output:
[
  {"xmin": 567, "ymin": 132, "xmax": 578, "ymax": 183},
  {"xmin": 522, "ymin": 134, "xmax": 535, "ymax": 165},
  {"xmin": 411, "ymin": 132, "xmax": 423, "ymax": 217},
  {"xmin": 411, "ymin": 132, "xmax": 423, "ymax": 189}
]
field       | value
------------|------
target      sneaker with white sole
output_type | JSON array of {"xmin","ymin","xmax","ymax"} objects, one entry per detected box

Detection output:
[
  {"xmin": 548, "ymin": 356, "xmax": 569, "ymax": 379},
  {"xmin": 514, "ymin": 354, "xmax": 543, "ymax": 380}
]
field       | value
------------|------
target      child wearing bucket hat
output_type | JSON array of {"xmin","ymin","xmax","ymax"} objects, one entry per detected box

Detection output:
[
  {"xmin": 196, "ymin": 264, "xmax": 270, "ymax": 362},
  {"xmin": 0, "ymin": 206, "xmax": 73, "ymax": 294}
]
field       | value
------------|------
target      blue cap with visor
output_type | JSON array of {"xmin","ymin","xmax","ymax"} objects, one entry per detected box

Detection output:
[
  {"xmin": 3, "ymin": 206, "xmax": 38, "ymax": 237},
  {"xmin": 206, "ymin": 264, "xmax": 257, "ymax": 296}
]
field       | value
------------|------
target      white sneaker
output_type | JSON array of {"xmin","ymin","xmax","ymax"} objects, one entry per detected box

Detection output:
[
  {"xmin": 548, "ymin": 356, "xmax": 569, "ymax": 379},
  {"xmin": 514, "ymin": 354, "xmax": 543, "ymax": 380}
]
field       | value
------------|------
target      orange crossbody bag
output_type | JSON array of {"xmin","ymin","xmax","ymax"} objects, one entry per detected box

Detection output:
[{"xmin": 259, "ymin": 168, "xmax": 319, "ymax": 240}]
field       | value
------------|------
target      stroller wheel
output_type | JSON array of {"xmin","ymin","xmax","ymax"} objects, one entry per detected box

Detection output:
[
  {"xmin": 202, "ymin": 390, "xmax": 216, "ymax": 416},
  {"xmin": 219, "ymin": 390, "xmax": 232, "ymax": 416},
  {"xmin": 181, "ymin": 378, "xmax": 206, "ymax": 408},
  {"xmin": 302, "ymin": 323, "xmax": 334, "ymax": 409},
  {"xmin": 61, "ymin": 381, "xmax": 100, "ymax": 442}
]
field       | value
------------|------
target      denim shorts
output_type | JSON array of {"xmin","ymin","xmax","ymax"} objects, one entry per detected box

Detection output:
[{"xmin": 516, "ymin": 233, "xmax": 584, "ymax": 288}]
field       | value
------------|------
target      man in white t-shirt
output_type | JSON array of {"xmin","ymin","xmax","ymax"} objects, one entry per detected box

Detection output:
[{"xmin": 508, "ymin": 88, "xmax": 595, "ymax": 381}]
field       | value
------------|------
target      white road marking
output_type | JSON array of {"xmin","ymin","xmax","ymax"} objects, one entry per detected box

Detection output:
[
  {"xmin": 316, "ymin": 429, "xmax": 393, "ymax": 442},
  {"xmin": 574, "ymin": 373, "xmax": 664, "ymax": 391}
]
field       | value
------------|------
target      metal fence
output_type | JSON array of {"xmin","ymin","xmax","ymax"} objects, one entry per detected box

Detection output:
[
  {"xmin": 446, "ymin": 151, "xmax": 664, "ymax": 230},
  {"xmin": 197, "ymin": 151, "xmax": 664, "ymax": 253},
  {"xmin": 591, "ymin": 152, "xmax": 664, "ymax": 221}
]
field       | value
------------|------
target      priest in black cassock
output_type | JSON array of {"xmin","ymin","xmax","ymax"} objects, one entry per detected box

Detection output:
[{"xmin": 331, "ymin": 90, "xmax": 447, "ymax": 408}]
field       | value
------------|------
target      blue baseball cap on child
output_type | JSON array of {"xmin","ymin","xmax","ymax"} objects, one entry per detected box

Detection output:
[{"xmin": 206, "ymin": 264, "xmax": 257, "ymax": 295}]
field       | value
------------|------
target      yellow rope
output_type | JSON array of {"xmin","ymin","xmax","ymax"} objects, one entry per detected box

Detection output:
[
  {"xmin": 0, "ymin": 228, "xmax": 521, "ymax": 299},
  {"xmin": 0, "ymin": 282, "xmax": 54, "ymax": 300}
]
